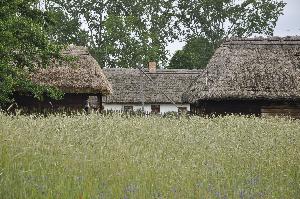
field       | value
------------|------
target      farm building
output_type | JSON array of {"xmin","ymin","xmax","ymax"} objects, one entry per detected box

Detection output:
[
  {"xmin": 183, "ymin": 36, "xmax": 300, "ymax": 118},
  {"xmin": 14, "ymin": 45, "xmax": 112, "ymax": 112},
  {"xmin": 102, "ymin": 63, "xmax": 202, "ymax": 114}
]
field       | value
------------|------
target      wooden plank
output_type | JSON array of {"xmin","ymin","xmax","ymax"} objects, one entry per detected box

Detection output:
[
  {"xmin": 262, "ymin": 107, "xmax": 300, "ymax": 113},
  {"xmin": 262, "ymin": 113, "xmax": 300, "ymax": 117},
  {"xmin": 262, "ymin": 112, "xmax": 300, "ymax": 119},
  {"xmin": 261, "ymin": 108, "xmax": 300, "ymax": 113}
]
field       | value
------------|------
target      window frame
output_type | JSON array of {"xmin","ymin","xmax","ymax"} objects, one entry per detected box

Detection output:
[
  {"xmin": 123, "ymin": 105, "xmax": 134, "ymax": 112},
  {"xmin": 151, "ymin": 104, "xmax": 161, "ymax": 114},
  {"xmin": 178, "ymin": 106, "xmax": 188, "ymax": 113}
]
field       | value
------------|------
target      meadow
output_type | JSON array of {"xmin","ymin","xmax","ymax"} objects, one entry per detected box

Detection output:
[{"xmin": 0, "ymin": 113, "xmax": 299, "ymax": 199}]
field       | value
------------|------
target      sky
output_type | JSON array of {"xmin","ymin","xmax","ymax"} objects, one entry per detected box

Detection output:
[
  {"xmin": 274, "ymin": 0, "xmax": 300, "ymax": 36},
  {"xmin": 167, "ymin": 0, "xmax": 300, "ymax": 56}
]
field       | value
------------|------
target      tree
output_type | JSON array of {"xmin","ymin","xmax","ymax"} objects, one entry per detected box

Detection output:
[
  {"xmin": 0, "ymin": 0, "xmax": 63, "ymax": 107},
  {"xmin": 44, "ymin": 7, "xmax": 89, "ymax": 46},
  {"xmin": 178, "ymin": 0, "xmax": 286, "ymax": 46},
  {"xmin": 45, "ymin": 0, "xmax": 181, "ymax": 68},
  {"xmin": 168, "ymin": 37, "xmax": 214, "ymax": 69},
  {"xmin": 34, "ymin": 0, "xmax": 286, "ymax": 70},
  {"xmin": 168, "ymin": 0, "xmax": 285, "ymax": 69}
]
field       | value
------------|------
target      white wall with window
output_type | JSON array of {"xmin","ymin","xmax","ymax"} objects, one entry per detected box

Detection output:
[{"xmin": 103, "ymin": 103, "xmax": 190, "ymax": 114}]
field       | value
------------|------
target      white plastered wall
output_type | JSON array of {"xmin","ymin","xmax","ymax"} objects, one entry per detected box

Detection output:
[{"xmin": 103, "ymin": 103, "xmax": 190, "ymax": 114}]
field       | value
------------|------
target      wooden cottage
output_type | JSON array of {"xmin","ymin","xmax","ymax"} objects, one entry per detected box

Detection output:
[
  {"xmin": 14, "ymin": 46, "xmax": 112, "ymax": 112},
  {"xmin": 183, "ymin": 37, "xmax": 300, "ymax": 118},
  {"xmin": 102, "ymin": 64, "xmax": 202, "ymax": 114}
]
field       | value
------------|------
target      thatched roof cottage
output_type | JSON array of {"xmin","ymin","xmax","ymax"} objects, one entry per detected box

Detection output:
[
  {"xmin": 103, "ymin": 63, "xmax": 202, "ymax": 114},
  {"xmin": 183, "ymin": 37, "xmax": 300, "ymax": 116},
  {"xmin": 15, "ymin": 46, "xmax": 112, "ymax": 112},
  {"xmin": 183, "ymin": 37, "xmax": 300, "ymax": 117}
]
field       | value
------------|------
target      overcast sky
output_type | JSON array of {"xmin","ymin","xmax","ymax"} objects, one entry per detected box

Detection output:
[
  {"xmin": 274, "ymin": 0, "xmax": 300, "ymax": 36},
  {"xmin": 167, "ymin": 0, "xmax": 300, "ymax": 56}
]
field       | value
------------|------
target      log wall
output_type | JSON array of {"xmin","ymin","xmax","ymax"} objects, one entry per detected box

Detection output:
[
  {"xmin": 14, "ymin": 93, "xmax": 102, "ymax": 113},
  {"xmin": 261, "ymin": 105, "xmax": 300, "ymax": 119},
  {"xmin": 192, "ymin": 100, "xmax": 300, "ymax": 118}
]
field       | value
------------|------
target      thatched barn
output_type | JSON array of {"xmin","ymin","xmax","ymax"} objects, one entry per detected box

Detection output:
[
  {"xmin": 183, "ymin": 37, "xmax": 300, "ymax": 118},
  {"xmin": 14, "ymin": 46, "xmax": 112, "ymax": 112},
  {"xmin": 103, "ymin": 63, "xmax": 202, "ymax": 114}
]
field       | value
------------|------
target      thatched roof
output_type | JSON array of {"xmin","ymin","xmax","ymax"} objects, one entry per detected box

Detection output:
[
  {"xmin": 103, "ymin": 68, "xmax": 202, "ymax": 104},
  {"xmin": 184, "ymin": 36, "xmax": 300, "ymax": 103},
  {"xmin": 31, "ymin": 46, "xmax": 112, "ymax": 95}
]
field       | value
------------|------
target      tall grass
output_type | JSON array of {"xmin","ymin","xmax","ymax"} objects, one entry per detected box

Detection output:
[{"xmin": 0, "ymin": 113, "xmax": 299, "ymax": 198}]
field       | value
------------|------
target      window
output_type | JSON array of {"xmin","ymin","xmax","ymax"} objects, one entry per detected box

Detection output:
[
  {"xmin": 124, "ymin": 105, "xmax": 133, "ymax": 112},
  {"xmin": 178, "ymin": 107, "xmax": 187, "ymax": 113},
  {"xmin": 294, "ymin": 52, "xmax": 300, "ymax": 69},
  {"xmin": 151, "ymin": 105, "xmax": 160, "ymax": 114},
  {"xmin": 88, "ymin": 96, "xmax": 99, "ymax": 108}
]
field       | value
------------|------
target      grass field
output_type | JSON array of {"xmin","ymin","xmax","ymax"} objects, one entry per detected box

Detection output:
[{"xmin": 0, "ymin": 113, "xmax": 299, "ymax": 199}]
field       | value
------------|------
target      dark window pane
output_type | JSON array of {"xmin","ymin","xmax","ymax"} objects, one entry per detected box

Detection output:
[
  {"xmin": 151, "ymin": 105, "xmax": 160, "ymax": 113},
  {"xmin": 124, "ymin": 105, "xmax": 133, "ymax": 112}
]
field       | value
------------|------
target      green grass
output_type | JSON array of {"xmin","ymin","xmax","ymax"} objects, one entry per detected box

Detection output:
[{"xmin": 0, "ymin": 113, "xmax": 299, "ymax": 198}]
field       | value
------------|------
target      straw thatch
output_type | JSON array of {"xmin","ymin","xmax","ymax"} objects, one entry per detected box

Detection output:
[
  {"xmin": 31, "ymin": 45, "xmax": 112, "ymax": 95},
  {"xmin": 103, "ymin": 68, "xmax": 202, "ymax": 104},
  {"xmin": 184, "ymin": 36, "xmax": 300, "ymax": 103}
]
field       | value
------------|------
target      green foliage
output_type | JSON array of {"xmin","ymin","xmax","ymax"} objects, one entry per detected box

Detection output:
[
  {"xmin": 41, "ymin": 0, "xmax": 285, "ymax": 68},
  {"xmin": 0, "ymin": 0, "xmax": 63, "ymax": 107},
  {"xmin": 44, "ymin": 7, "xmax": 89, "ymax": 46},
  {"xmin": 178, "ymin": 0, "xmax": 286, "ymax": 46},
  {"xmin": 47, "ymin": 0, "xmax": 180, "ymax": 68},
  {"xmin": 169, "ymin": 0, "xmax": 285, "ymax": 69},
  {"xmin": 168, "ymin": 37, "xmax": 214, "ymax": 69},
  {"xmin": 0, "ymin": 114, "xmax": 299, "ymax": 198}
]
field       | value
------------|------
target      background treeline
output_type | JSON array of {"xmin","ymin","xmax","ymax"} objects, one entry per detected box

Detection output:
[
  {"xmin": 42, "ymin": 0, "xmax": 286, "ymax": 69},
  {"xmin": 0, "ymin": 0, "xmax": 286, "ymax": 106}
]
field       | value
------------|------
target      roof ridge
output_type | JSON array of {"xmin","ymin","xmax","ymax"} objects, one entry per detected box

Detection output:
[
  {"xmin": 62, "ymin": 45, "xmax": 89, "ymax": 55},
  {"xmin": 103, "ymin": 68, "xmax": 203, "ymax": 73},
  {"xmin": 227, "ymin": 36, "xmax": 300, "ymax": 41}
]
